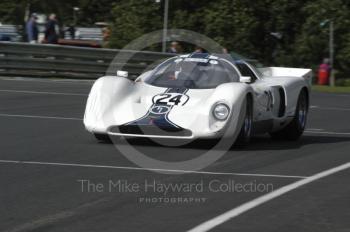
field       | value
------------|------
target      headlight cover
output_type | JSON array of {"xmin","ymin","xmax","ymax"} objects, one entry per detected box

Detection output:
[{"xmin": 213, "ymin": 103, "xmax": 230, "ymax": 121}]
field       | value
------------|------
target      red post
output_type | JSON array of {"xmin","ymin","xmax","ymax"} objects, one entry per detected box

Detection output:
[{"xmin": 318, "ymin": 63, "xmax": 330, "ymax": 85}]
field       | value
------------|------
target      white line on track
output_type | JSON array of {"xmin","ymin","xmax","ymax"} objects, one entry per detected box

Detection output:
[
  {"xmin": 310, "ymin": 105, "xmax": 350, "ymax": 111},
  {"xmin": 0, "ymin": 113, "xmax": 82, "ymax": 121},
  {"xmin": 313, "ymin": 92, "xmax": 350, "ymax": 97},
  {"xmin": 0, "ymin": 89, "xmax": 87, "ymax": 96},
  {"xmin": 305, "ymin": 130, "xmax": 350, "ymax": 136},
  {"xmin": 0, "ymin": 160, "xmax": 307, "ymax": 179},
  {"xmin": 188, "ymin": 162, "xmax": 350, "ymax": 232},
  {"xmin": 306, "ymin": 128, "xmax": 324, "ymax": 131}
]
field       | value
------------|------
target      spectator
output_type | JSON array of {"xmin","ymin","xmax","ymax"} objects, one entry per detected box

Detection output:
[
  {"xmin": 194, "ymin": 46, "xmax": 204, "ymax": 53},
  {"xmin": 222, "ymin": 48, "xmax": 229, "ymax": 54},
  {"xmin": 102, "ymin": 26, "xmax": 111, "ymax": 47},
  {"xmin": 26, "ymin": 13, "xmax": 39, "ymax": 44},
  {"xmin": 168, "ymin": 41, "xmax": 182, "ymax": 54},
  {"xmin": 45, "ymin": 14, "xmax": 59, "ymax": 44},
  {"xmin": 67, "ymin": 25, "xmax": 76, "ymax": 40},
  {"xmin": 320, "ymin": 58, "xmax": 331, "ymax": 71}
]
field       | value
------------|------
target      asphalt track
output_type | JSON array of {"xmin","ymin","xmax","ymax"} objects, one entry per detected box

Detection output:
[{"xmin": 0, "ymin": 77, "xmax": 349, "ymax": 232}]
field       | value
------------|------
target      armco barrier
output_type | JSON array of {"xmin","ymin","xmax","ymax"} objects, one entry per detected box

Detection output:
[{"xmin": 0, "ymin": 42, "xmax": 175, "ymax": 79}]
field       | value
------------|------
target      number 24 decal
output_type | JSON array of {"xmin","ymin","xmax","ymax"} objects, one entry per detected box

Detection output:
[{"xmin": 152, "ymin": 93, "xmax": 189, "ymax": 106}]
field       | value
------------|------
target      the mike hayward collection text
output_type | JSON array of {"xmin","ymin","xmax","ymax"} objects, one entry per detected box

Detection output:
[{"xmin": 77, "ymin": 179, "xmax": 274, "ymax": 194}]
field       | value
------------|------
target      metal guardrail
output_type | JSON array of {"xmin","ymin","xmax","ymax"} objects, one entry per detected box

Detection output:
[{"xmin": 0, "ymin": 42, "xmax": 175, "ymax": 79}]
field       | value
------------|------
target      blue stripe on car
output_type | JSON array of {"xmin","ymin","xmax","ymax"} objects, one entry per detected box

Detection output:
[{"xmin": 125, "ymin": 88, "xmax": 189, "ymax": 131}]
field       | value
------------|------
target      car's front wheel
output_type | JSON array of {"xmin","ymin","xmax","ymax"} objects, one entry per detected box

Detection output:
[
  {"xmin": 270, "ymin": 89, "xmax": 308, "ymax": 140},
  {"xmin": 94, "ymin": 133, "xmax": 111, "ymax": 143},
  {"xmin": 235, "ymin": 96, "xmax": 253, "ymax": 146}
]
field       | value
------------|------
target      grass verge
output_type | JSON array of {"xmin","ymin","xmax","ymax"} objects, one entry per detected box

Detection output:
[{"xmin": 312, "ymin": 85, "xmax": 350, "ymax": 94}]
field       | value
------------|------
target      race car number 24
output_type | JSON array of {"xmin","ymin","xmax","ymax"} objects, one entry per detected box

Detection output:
[{"xmin": 152, "ymin": 93, "xmax": 189, "ymax": 106}]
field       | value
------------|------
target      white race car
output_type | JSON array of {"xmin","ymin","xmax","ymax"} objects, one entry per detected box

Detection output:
[{"xmin": 84, "ymin": 53, "xmax": 312, "ymax": 145}]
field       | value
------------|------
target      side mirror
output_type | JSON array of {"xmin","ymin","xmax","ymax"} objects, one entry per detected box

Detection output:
[
  {"xmin": 117, "ymin": 70, "xmax": 128, "ymax": 78},
  {"xmin": 240, "ymin": 76, "xmax": 251, "ymax": 83}
]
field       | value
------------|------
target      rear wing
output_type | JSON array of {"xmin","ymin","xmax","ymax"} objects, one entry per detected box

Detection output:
[{"xmin": 259, "ymin": 67, "xmax": 313, "ymax": 86}]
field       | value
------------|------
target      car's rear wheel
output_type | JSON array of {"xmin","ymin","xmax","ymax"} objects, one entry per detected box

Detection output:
[
  {"xmin": 270, "ymin": 89, "xmax": 308, "ymax": 140},
  {"xmin": 235, "ymin": 96, "xmax": 253, "ymax": 146},
  {"xmin": 94, "ymin": 133, "xmax": 111, "ymax": 143}
]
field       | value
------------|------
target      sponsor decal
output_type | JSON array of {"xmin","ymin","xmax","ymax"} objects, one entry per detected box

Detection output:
[{"xmin": 149, "ymin": 105, "xmax": 171, "ymax": 114}]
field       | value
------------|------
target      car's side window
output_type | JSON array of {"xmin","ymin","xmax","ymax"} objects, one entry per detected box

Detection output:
[
  {"xmin": 236, "ymin": 63, "xmax": 258, "ymax": 83},
  {"xmin": 221, "ymin": 61, "xmax": 240, "ymax": 82}
]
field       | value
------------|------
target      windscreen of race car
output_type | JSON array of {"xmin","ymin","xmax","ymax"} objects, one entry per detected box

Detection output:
[{"xmin": 145, "ymin": 57, "xmax": 240, "ymax": 89}]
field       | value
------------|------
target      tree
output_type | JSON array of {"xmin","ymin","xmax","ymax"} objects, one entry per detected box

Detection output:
[
  {"xmin": 292, "ymin": 0, "xmax": 350, "ymax": 75},
  {"xmin": 77, "ymin": 0, "xmax": 115, "ymax": 26},
  {"xmin": 109, "ymin": 0, "xmax": 162, "ymax": 49},
  {"xmin": 0, "ymin": 0, "xmax": 31, "ymax": 25}
]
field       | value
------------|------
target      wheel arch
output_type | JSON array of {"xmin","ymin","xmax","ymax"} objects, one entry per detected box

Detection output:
[
  {"xmin": 301, "ymin": 86, "xmax": 310, "ymax": 109},
  {"xmin": 246, "ymin": 92, "xmax": 253, "ymax": 104},
  {"xmin": 246, "ymin": 91, "xmax": 254, "ymax": 116}
]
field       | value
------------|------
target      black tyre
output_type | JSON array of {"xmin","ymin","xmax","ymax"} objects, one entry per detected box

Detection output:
[
  {"xmin": 235, "ymin": 97, "xmax": 253, "ymax": 146},
  {"xmin": 94, "ymin": 133, "xmax": 111, "ymax": 142},
  {"xmin": 270, "ymin": 89, "xmax": 308, "ymax": 140}
]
